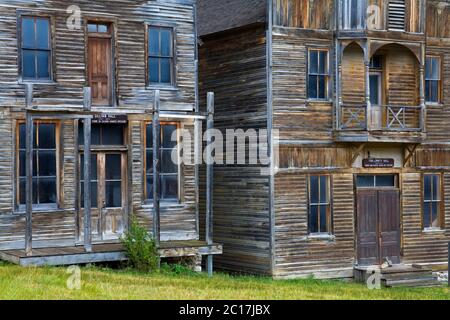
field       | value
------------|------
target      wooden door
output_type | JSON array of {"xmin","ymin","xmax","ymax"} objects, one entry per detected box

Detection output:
[
  {"xmin": 356, "ymin": 189, "xmax": 401, "ymax": 265},
  {"xmin": 357, "ymin": 189, "xmax": 379, "ymax": 265},
  {"xmin": 378, "ymin": 189, "xmax": 401, "ymax": 264},
  {"xmin": 88, "ymin": 35, "xmax": 112, "ymax": 105}
]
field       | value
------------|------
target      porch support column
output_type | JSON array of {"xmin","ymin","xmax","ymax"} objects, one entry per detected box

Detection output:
[
  {"xmin": 335, "ymin": 40, "xmax": 342, "ymax": 130},
  {"xmin": 152, "ymin": 90, "xmax": 161, "ymax": 265},
  {"xmin": 205, "ymin": 92, "xmax": 215, "ymax": 277},
  {"xmin": 364, "ymin": 41, "xmax": 372, "ymax": 131},
  {"xmin": 83, "ymin": 87, "xmax": 92, "ymax": 253},
  {"xmin": 25, "ymin": 84, "xmax": 33, "ymax": 256},
  {"xmin": 419, "ymin": 55, "xmax": 426, "ymax": 132}
]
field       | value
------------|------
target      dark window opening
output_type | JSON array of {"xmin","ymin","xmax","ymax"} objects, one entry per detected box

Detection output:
[
  {"xmin": 78, "ymin": 123, "xmax": 125, "ymax": 146},
  {"xmin": 426, "ymin": 56, "xmax": 441, "ymax": 103},
  {"xmin": 308, "ymin": 175, "xmax": 332, "ymax": 234},
  {"xmin": 148, "ymin": 26, "xmax": 174, "ymax": 85},
  {"xmin": 356, "ymin": 175, "xmax": 397, "ymax": 188},
  {"xmin": 423, "ymin": 174, "xmax": 442, "ymax": 229},
  {"xmin": 308, "ymin": 50, "xmax": 329, "ymax": 100}
]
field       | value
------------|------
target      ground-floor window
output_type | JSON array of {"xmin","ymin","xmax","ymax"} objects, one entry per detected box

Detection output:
[
  {"xmin": 17, "ymin": 121, "xmax": 59, "ymax": 207},
  {"xmin": 423, "ymin": 173, "xmax": 443, "ymax": 229},
  {"xmin": 145, "ymin": 123, "xmax": 179, "ymax": 202},
  {"xmin": 308, "ymin": 175, "xmax": 332, "ymax": 234}
]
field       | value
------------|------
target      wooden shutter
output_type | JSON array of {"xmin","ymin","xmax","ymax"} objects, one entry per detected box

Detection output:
[{"xmin": 388, "ymin": 0, "xmax": 406, "ymax": 30}]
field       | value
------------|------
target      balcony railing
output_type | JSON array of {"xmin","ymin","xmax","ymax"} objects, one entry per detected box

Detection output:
[{"xmin": 338, "ymin": 104, "xmax": 423, "ymax": 132}]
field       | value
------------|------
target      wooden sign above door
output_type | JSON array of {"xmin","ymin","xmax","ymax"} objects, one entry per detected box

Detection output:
[
  {"xmin": 92, "ymin": 114, "xmax": 128, "ymax": 124},
  {"xmin": 362, "ymin": 158, "xmax": 395, "ymax": 168}
]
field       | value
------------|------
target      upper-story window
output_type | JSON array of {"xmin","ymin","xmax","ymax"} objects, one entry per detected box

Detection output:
[
  {"xmin": 21, "ymin": 16, "xmax": 52, "ymax": 81},
  {"xmin": 341, "ymin": 0, "xmax": 367, "ymax": 30},
  {"xmin": 148, "ymin": 26, "xmax": 174, "ymax": 86},
  {"xmin": 425, "ymin": 56, "xmax": 441, "ymax": 104},
  {"xmin": 388, "ymin": 0, "xmax": 406, "ymax": 31},
  {"xmin": 308, "ymin": 49, "xmax": 329, "ymax": 100}
]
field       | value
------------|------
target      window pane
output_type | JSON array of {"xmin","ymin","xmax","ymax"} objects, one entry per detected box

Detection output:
[
  {"xmin": 146, "ymin": 150, "xmax": 153, "ymax": 173},
  {"xmin": 319, "ymin": 176, "xmax": 328, "ymax": 203},
  {"xmin": 432, "ymin": 202, "xmax": 439, "ymax": 228},
  {"xmin": 98, "ymin": 24, "xmax": 108, "ymax": 33},
  {"xmin": 22, "ymin": 17, "xmax": 35, "ymax": 48},
  {"xmin": 309, "ymin": 51, "xmax": 318, "ymax": 73},
  {"xmin": 19, "ymin": 124, "xmax": 26, "ymax": 149},
  {"xmin": 105, "ymin": 154, "xmax": 121, "ymax": 180},
  {"xmin": 310, "ymin": 176, "xmax": 318, "ymax": 203},
  {"xmin": 376, "ymin": 175, "xmax": 395, "ymax": 187},
  {"xmin": 146, "ymin": 124, "xmax": 153, "ymax": 148},
  {"xmin": 38, "ymin": 150, "xmax": 56, "ymax": 176},
  {"xmin": 36, "ymin": 18, "xmax": 49, "ymax": 49},
  {"xmin": 88, "ymin": 24, "xmax": 97, "ymax": 33},
  {"xmin": 320, "ymin": 205, "xmax": 327, "ymax": 233},
  {"xmin": 36, "ymin": 51, "xmax": 50, "ymax": 79},
  {"xmin": 38, "ymin": 124, "xmax": 56, "ymax": 148},
  {"xmin": 105, "ymin": 181, "xmax": 121, "ymax": 207},
  {"xmin": 432, "ymin": 175, "xmax": 440, "ymax": 200},
  {"xmin": 430, "ymin": 81, "xmax": 439, "ymax": 103},
  {"xmin": 81, "ymin": 182, "xmax": 98, "ymax": 208},
  {"xmin": 162, "ymin": 125, "xmax": 177, "ymax": 148},
  {"xmin": 38, "ymin": 177, "xmax": 56, "ymax": 204},
  {"xmin": 318, "ymin": 75, "xmax": 326, "ymax": 99},
  {"xmin": 23, "ymin": 50, "xmax": 36, "ymax": 79},
  {"xmin": 162, "ymin": 149, "xmax": 177, "ymax": 174},
  {"xmin": 423, "ymin": 202, "xmax": 431, "ymax": 228},
  {"xmin": 162, "ymin": 175, "xmax": 178, "ymax": 200},
  {"xmin": 426, "ymin": 57, "xmax": 432, "ymax": 79},
  {"xmin": 160, "ymin": 58, "xmax": 171, "ymax": 84},
  {"xmin": 149, "ymin": 28, "xmax": 160, "ymax": 56},
  {"xmin": 102, "ymin": 125, "xmax": 124, "ymax": 145},
  {"xmin": 309, "ymin": 205, "xmax": 319, "ymax": 233},
  {"xmin": 80, "ymin": 154, "xmax": 98, "ymax": 181},
  {"xmin": 308, "ymin": 75, "xmax": 318, "ymax": 99},
  {"xmin": 431, "ymin": 58, "xmax": 440, "ymax": 79},
  {"xmin": 160, "ymin": 29, "xmax": 172, "ymax": 56},
  {"xmin": 146, "ymin": 175, "xmax": 153, "ymax": 200},
  {"xmin": 319, "ymin": 51, "xmax": 327, "ymax": 74},
  {"xmin": 357, "ymin": 175, "xmax": 375, "ymax": 187},
  {"xmin": 19, "ymin": 150, "xmax": 26, "ymax": 177},
  {"xmin": 149, "ymin": 58, "xmax": 159, "ymax": 83},
  {"xmin": 19, "ymin": 178, "xmax": 38, "ymax": 205},
  {"xmin": 370, "ymin": 75, "xmax": 380, "ymax": 105},
  {"xmin": 424, "ymin": 175, "xmax": 432, "ymax": 201}
]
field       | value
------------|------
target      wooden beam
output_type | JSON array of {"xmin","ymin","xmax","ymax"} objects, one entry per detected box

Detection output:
[
  {"xmin": 206, "ymin": 92, "xmax": 215, "ymax": 277},
  {"xmin": 25, "ymin": 112, "xmax": 33, "ymax": 256},
  {"xmin": 83, "ymin": 88, "xmax": 92, "ymax": 253},
  {"xmin": 152, "ymin": 90, "xmax": 161, "ymax": 251},
  {"xmin": 351, "ymin": 143, "xmax": 366, "ymax": 165},
  {"xmin": 83, "ymin": 87, "xmax": 92, "ymax": 112},
  {"xmin": 404, "ymin": 144, "xmax": 419, "ymax": 167}
]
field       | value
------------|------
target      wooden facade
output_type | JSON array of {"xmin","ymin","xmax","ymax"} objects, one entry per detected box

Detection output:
[
  {"xmin": 199, "ymin": 0, "xmax": 450, "ymax": 278},
  {"xmin": 0, "ymin": 0, "xmax": 222, "ymax": 267}
]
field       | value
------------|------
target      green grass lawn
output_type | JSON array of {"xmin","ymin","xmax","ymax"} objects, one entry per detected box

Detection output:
[{"xmin": 0, "ymin": 262, "xmax": 449, "ymax": 300}]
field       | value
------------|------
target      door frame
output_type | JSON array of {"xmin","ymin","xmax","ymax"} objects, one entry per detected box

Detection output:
[
  {"xmin": 84, "ymin": 17, "xmax": 118, "ymax": 107},
  {"xmin": 354, "ymin": 173, "xmax": 403, "ymax": 266}
]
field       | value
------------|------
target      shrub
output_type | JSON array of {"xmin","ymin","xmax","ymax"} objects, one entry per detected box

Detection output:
[{"xmin": 120, "ymin": 217, "xmax": 159, "ymax": 273}]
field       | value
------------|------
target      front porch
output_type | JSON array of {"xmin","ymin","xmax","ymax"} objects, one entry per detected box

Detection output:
[{"xmin": 0, "ymin": 241, "xmax": 223, "ymax": 267}]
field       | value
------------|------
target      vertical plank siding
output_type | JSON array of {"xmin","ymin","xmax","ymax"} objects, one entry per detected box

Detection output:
[
  {"xmin": 199, "ymin": 25, "xmax": 271, "ymax": 274},
  {"xmin": 0, "ymin": 0, "xmax": 198, "ymax": 249}
]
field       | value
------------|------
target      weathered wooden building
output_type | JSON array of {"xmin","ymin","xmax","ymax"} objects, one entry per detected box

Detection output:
[
  {"xmin": 0, "ymin": 0, "xmax": 221, "ymax": 266},
  {"xmin": 199, "ymin": 0, "xmax": 450, "ymax": 279}
]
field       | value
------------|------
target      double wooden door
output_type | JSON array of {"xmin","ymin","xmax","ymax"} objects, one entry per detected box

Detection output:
[
  {"xmin": 80, "ymin": 152, "xmax": 126, "ymax": 241},
  {"xmin": 357, "ymin": 189, "xmax": 401, "ymax": 266}
]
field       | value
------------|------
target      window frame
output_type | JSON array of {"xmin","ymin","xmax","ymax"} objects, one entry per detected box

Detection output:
[
  {"xmin": 307, "ymin": 48, "xmax": 330, "ymax": 101},
  {"xmin": 307, "ymin": 174, "xmax": 333, "ymax": 235},
  {"xmin": 145, "ymin": 22, "xmax": 177, "ymax": 88},
  {"xmin": 143, "ymin": 121, "xmax": 181, "ymax": 204},
  {"xmin": 15, "ymin": 120, "xmax": 61, "ymax": 212},
  {"xmin": 425, "ymin": 55, "xmax": 442, "ymax": 104},
  {"xmin": 17, "ymin": 12, "xmax": 55, "ymax": 83},
  {"xmin": 422, "ymin": 173, "xmax": 444, "ymax": 231}
]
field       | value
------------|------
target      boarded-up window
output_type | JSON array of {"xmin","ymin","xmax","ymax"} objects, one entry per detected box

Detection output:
[
  {"xmin": 423, "ymin": 174, "xmax": 443, "ymax": 229},
  {"xmin": 148, "ymin": 26, "xmax": 174, "ymax": 85},
  {"xmin": 388, "ymin": 0, "xmax": 406, "ymax": 30},
  {"xmin": 145, "ymin": 123, "xmax": 179, "ymax": 201},
  {"xmin": 21, "ymin": 16, "xmax": 52, "ymax": 80},
  {"xmin": 425, "ymin": 56, "xmax": 441, "ymax": 103},
  {"xmin": 308, "ymin": 175, "xmax": 332, "ymax": 234},
  {"xmin": 308, "ymin": 49, "xmax": 329, "ymax": 100},
  {"xmin": 18, "ymin": 122, "xmax": 58, "ymax": 206}
]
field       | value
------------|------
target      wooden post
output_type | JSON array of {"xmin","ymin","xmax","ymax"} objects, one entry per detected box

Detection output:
[
  {"xmin": 448, "ymin": 241, "xmax": 450, "ymax": 287},
  {"xmin": 206, "ymin": 92, "xmax": 214, "ymax": 277},
  {"xmin": 83, "ymin": 87, "xmax": 92, "ymax": 112},
  {"xmin": 364, "ymin": 43, "xmax": 371, "ymax": 130},
  {"xmin": 152, "ymin": 90, "xmax": 161, "ymax": 256},
  {"xmin": 194, "ymin": 118, "xmax": 201, "ymax": 235},
  {"xmin": 83, "ymin": 118, "xmax": 92, "ymax": 253},
  {"xmin": 419, "ymin": 59, "xmax": 426, "ymax": 132},
  {"xmin": 25, "ymin": 112, "xmax": 33, "ymax": 256}
]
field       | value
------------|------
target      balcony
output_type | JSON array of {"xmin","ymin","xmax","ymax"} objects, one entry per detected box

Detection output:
[{"xmin": 335, "ymin": 104, "xmax": 425, "ymax": 143}]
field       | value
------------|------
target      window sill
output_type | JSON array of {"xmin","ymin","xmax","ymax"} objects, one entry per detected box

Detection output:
[
  {"xmin": 425, "ymin": 102, "xmax": 443, "ymax": 108},
  {"xmin": 18, "ymin": 80, "xmax": 57, "ymax": 86},
  {"xmin": 142, "ymin": 201, "xmax": 186, "ymax": 209},
  {"xmin": 307, "ymin": 233, "xmax": 335, "ymax": 242},
  {"xmin": 14, "ymin": 207, "xmax": 70, "ymax": 215},
  {"xmin": 306, "ymin": 99, "xmax": 333, "ymax": 105},
  {"xmin": 422, "ymin": 227, "xmax": 446, "ymax": 234},
  {"xmin": 146, "ymin": 85, "xmax": 178, "ymax": 92}
]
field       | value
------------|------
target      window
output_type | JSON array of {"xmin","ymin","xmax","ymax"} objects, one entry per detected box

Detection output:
[
  {"xmin": 87, "ymin": 23, "xmax": 109, "ymax": 33},
  {"xmin": 148, "ymin": 26, "xmax": 174, "ymax": 85},
  {"xmin": 356, "ymin": 175, "xmax": 397, "ymax": 188},
  {"xmin": 308, "ymin": 175, "xmax": 332, "ymax": 234},
  {"xmin": 78, "ymin": 124, "xmax": 125, "ymax": 146},
  {"xmin": 145, "ymin": 123, "xmax": 179, "ymax": 201},
  {"xmin": 425, "ymin": 56, "xmax": 441, "ymax": 103},
  {"xmin": 21, "ymin": 16, "xmax": 51, "ymax": 80},
  {"xmin": 308, "ymin": 49, "xmax": 329, "ymax": 100},
  {"xmin": 423, "ymin": 174, "xmax": 443, "ymax": 229},
  {"xmin": 18, "ymin": 122, "xmax": 58, "ymax": 206},
  {"xmin": 341, "ymin": 0, "xmax": 367, "ymax": 30}
]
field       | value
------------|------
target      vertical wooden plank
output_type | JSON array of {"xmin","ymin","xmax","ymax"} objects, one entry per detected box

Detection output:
[
  {"xmin": 83, "ymin": 117, "xmax": 92, "ymax": 252},
  {"xmin": 25, "ymin": 112, "xmax": 33, "ymax": 256},
  {"xmin": 74, "ymin": 119, "xmax": 80, "ymax": 242},
  {"xmin": 83, "ymin": 87, "xmax": 92, "ymax": 111},
  {"xmin": 194, "ymin": 118, "xmax": 201, "ymax": 235},
  {"xmin": 206, "ymin": 92, "xmax": 215, "ymax": 277},
  {"xmin": 364, "ymin": 42, "xmax": 371, "ymax": 130},
  {"xmin": 152, "ymin": 90, "xmax": 161, "ymax": 249}
]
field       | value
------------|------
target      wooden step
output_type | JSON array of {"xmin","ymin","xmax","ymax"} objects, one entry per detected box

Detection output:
[{"xmin": 383, "ymin": 277, "xmax": 442, "ymax": 288}]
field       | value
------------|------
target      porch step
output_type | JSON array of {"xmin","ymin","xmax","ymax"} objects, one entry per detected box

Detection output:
[{"xmin": 354, "ymin": 264, "xmax": 443, "ymax": 288}]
